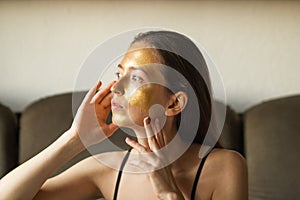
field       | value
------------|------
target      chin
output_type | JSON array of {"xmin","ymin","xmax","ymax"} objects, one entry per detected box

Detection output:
[
  {"xmin": 112, "ymin": 113, "xmax": 131, "ymax": 127},
  {"xmin": 112, "ymin": 113, "xmax": 144, "ymax": 129}
]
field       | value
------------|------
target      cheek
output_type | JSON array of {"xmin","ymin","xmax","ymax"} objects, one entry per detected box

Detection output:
[
  {"xmin": 129, "ymin": 87, "xmax": 154, "ymax": 110},
  {"xmin": 128, "ymin": 86, "xmax": 158, "ymax": 126}
]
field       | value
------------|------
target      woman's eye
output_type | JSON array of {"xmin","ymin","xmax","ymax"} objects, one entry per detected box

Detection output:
[
  {"xmin": 131, "ymin": 75, "xmax": 144, "ymax": 83},
  {"xmin": 115, "ymin": 72, "xmax": 122, "ymax": 79}
]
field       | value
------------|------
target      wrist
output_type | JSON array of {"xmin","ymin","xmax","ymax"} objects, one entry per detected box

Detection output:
[{"xmin": 63, "ymin": 128, "xmax": 86, "ymax": 153}]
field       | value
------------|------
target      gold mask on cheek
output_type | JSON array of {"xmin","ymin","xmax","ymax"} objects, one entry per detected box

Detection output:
[
  {"xmin": 129, "ymin": 86, "xmax": 154, "ymax": 110},
  {"xmin": 128, "ymin": 84, "xmax": 161, "ymax": 126}
]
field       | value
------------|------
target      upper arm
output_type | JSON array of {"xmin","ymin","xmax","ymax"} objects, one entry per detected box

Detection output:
[
  {"xmin": 33, "ymin": 156, "xmax": 103, "ymax": 200},
  {"xmin": 212, "ymin": 150, "xmax": 248, "ymax": 200}
]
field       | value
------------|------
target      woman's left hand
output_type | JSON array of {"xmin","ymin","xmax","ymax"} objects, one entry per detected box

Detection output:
[{"xmin": 125, "ymin": 117, "xmax": 185, "ymax": 200}]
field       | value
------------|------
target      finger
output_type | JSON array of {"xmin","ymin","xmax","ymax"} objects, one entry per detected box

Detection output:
[
  {"xmin": 125, "ymin": 137, "xmax": 148, "ymax": 153},
  {"xmin": 90, "ymin": 81, "xmax": 115, "ymax": 104},
  {"xmin": 94, "ymin": 93, "xmax": 113, "ymax": 120},
  {"xmin": 153, "ymin": 118, "xmax": 162, "ymax": 148},
  {"xmin": 155, "ymin": 118, "xmax": 165, "ymax": 147},
  {"xmin": 130, "ymin": 153, "xmax": 163, "ymax": 172},
  {"xmin": 95, "ymin": 94, "xmax": 114, "ymax": 125},
  {"xmin": 127, "ymin": 159, "xmax": 154, "ymax": 172},
  {"xmin": 96, "ymin": 81, "xmax": 116, "ymax": 105},
  {"xmin": 128, "ymin": 158, "xmax": 155, "ymax": 171},
  {"xmin": 90, "ymin": 81, "xmax": 116, "ymax": 104},
  {"xmin": 83, "ymin": 81, "xmax": 102, "ymax": 104},
  {"xmin": 99, "ymin": 92, "xmax": 113, "ymax": 109},
  {"xmin": 144, "ymin": 117, "xmax": 159, "ymax": 151}
]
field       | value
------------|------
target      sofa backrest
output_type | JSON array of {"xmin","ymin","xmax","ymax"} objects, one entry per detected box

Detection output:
[
  {"xmin": 0, "ymin": 103, "xmax": 18, "ymax": 178},
  {"xmin": 244, "ymin": 95, "xmax": 300, "ymax": 199},
  {"xmin": 19, "ymin": 92, "xmax": 132, "ymax": 175},
  {"xmin": 216, "ymin": 101, "xmax": 244, "ymax": 154},
  {"xmin": 18, "ymin": 92, "xmax": 242, "ymax": 175}
]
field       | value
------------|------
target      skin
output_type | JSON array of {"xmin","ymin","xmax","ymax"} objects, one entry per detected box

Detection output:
[
  {"xmin": 0, "ymin": 43, "xmax": 248, "ymax": 200},
  {"xmin": 129, "ymin": 85, "xmax": 157, "ymax": 114},
  {"xmin": 111, "ymin": 44, "xmax": 169, "ymax": 129}
]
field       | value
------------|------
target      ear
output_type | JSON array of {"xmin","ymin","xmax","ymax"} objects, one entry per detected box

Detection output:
[{"xmin": 165, "ymin": 91, "xmax": 188, "ymax": 117}]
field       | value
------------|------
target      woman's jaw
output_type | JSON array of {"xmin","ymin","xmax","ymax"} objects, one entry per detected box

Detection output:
[{"xmin": 111, "ymin": 109, "xmax": 178, "ymax": 148}]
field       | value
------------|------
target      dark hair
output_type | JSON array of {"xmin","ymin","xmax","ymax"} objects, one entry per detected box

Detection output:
[{"xmin": 131, "ymin": 30, "xmax": 222, "ymax": 148}]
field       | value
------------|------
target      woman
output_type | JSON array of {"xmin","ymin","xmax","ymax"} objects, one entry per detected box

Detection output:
[{"xmin": 0, "ymin": 31, "xmax": 248, "ymax": 200}]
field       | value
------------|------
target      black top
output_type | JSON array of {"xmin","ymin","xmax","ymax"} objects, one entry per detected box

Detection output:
[
  {"xmin": 113, "ymin": 148, "xmax": 132, "ymax": 200},
  {"xmin": 113, "ymin": 149, "xmax": 209, "ymax": 200},
  {"xmin": 190, "ymin": 154, "xmax": 208, "ymax": 200}
]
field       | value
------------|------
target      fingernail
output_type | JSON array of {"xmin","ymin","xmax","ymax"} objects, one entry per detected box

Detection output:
[
  {"xmin": 144, "ymin": 117, "xmax": 151, "ymax": 125},
  {"xmin": 125, "ymin": 137, "xmax": 131, "ymax": 143}
]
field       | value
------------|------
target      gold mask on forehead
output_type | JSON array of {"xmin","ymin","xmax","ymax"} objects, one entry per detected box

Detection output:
[{"xmin": 121, "ymin": 46, "xmax": 161, "ymax": 68}]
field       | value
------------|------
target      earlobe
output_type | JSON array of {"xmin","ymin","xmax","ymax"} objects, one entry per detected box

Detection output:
[{"xmin": 165, "ymin": 91, "xmax": 188, "ymax": 116}]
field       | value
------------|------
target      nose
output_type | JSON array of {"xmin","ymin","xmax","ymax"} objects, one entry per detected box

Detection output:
[{"xmin": 111, "ymin": 77, "xmax": 125, "ymax": 96}]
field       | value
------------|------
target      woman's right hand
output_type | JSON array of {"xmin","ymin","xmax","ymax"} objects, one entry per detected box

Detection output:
[
  {"xmin": 71, "ymin": 81, "xmax": 119, "ymax": 148},
  {"xmin": 0, "ymin": 81, "xmax": 117, "ymax": 200}
]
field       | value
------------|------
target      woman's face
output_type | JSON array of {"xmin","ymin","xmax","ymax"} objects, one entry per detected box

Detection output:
[{"xmin": 111, "ymin": 44, "xmax": 170, "ymax": 128}]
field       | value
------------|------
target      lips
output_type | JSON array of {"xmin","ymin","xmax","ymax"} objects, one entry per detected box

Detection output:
[{"xmin": 111, "ymin": 100, "xmax": 125, "ymax": 111}]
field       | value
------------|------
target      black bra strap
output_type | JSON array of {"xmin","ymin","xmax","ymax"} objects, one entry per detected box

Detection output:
[
  {"xmin": 113, "ymin": 148, "xmax": 132, "ymax": 200},
  {"xmin": 190, "ymin": 154, "xmax": 209, "ymax": 200}
]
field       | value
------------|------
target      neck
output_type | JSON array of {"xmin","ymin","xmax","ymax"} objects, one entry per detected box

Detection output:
[
  {"xmin": 131, "ymin": 117, "xmax": 197, "ymax": 172},
  {"xmin": 131, "ymin": 116, "xmax": 178, "ymax": 149}
]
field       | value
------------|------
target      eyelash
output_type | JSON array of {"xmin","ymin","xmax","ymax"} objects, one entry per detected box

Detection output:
[
  {"xmin": 131, "ymin": 75, "xmax": 144, "ymax": 83},
  {"xmin": 115, "ymin": 72, "xmax": 122, "ymax": 79},
  {"xmin": 114, "ymin": 72, "xmax": 144, "ymax": 83}
]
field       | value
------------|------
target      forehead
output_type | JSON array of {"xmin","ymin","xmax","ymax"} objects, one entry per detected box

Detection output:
[
  {"xmin": 118, "ymin": 45, "xmax": 168, "ymax": 84},
  {"xmin": 119, "ymin": 44, "xmax": 162, "ymax": 70}
]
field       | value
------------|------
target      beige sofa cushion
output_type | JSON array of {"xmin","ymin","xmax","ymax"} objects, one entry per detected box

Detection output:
[
  {"xmin": 19, "ymin": 93, "xmax": 130, "ymax": 175},
  {"xmin": 0, "ymin": 103, "xmax": 18, "ymax": 178},
  {"xmin": 217, "ymin": 102, "xmax": 243, "ymax": 154},
  {"xmin": 244, "ymin": 95, "xmax": 300, "ymax": 200}
]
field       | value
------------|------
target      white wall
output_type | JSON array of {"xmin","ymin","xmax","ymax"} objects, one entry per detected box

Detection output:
[{"xmin": 0, "ymin": 0, "xmax": 299, "ymax": 112}]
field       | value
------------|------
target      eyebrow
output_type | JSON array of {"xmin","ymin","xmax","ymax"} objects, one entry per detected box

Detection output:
[{"xmin": 117, "ymin": 64, "xmax": 149, "ymax": 75}]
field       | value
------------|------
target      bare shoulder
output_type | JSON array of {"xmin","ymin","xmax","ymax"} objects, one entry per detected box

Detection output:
[
  {"xmin": 79, "ymin": 150, "xmax": 129, "ymax": 178},
  {"xmin": 52, "ymin": 150, "xmax": 128, "ymax": 182},
  {"xmin": 88, "ymin": 150, "xmax": 130, "ymax": 198},
  {"xmin": 38, "ymin": 150, "xmax": 128, "ymax": 200},
  {"xmin": 209, "ymin": 148, "xmax": 247, "ymax": 171},
  {"xmin": 94, "ymin": 150, "xmax": 129, "ymax": 169},
  {"xmin": 207, "ymin": 148, "xmax": 248, "ymax": 200}
]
